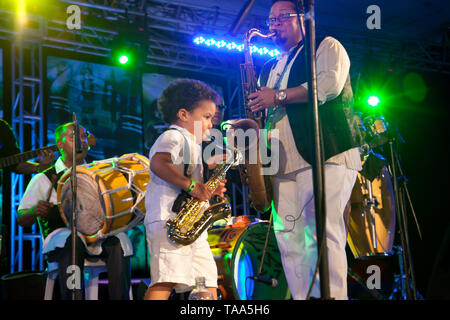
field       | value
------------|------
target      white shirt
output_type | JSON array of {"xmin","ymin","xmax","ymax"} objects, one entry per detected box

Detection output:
[
  {"xmin": 263, "ymin": 36, "xmax": 362, "ymax": 175},
  {"xmin": 144, "ymin": 124, "xmax": 204, "ymax": 224},
  {"xmin": 18, "ymin": 157, "xmax": 133, "ymax": 256}
]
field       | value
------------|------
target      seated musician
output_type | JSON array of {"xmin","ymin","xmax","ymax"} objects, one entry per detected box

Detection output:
[{"xmin": 17, "ymin": 122, "xmax": 132, "ymax": 300}]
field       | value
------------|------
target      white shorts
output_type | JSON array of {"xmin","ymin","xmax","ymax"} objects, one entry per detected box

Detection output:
[{"xmin": 145, "ymin": 220, "xmax": 218, "ymax": 293}]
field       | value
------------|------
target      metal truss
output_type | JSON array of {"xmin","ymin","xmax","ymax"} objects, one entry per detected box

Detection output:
[
  {"xmin": 8, "ymin": 24, "xmax": 46, "ymax": 273},
  {"xmin": 1, "ymin": 1, "xmax": 449, "ymax": 77},
  {"xmin": 0, "ymin": 0, "xmax": 257, "ymax": 76}
]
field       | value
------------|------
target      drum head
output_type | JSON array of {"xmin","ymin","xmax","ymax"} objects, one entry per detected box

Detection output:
[
  {"xmin": 59, "ymin": 173, "xmax": 106, "ymax": 237},
  {"xmin": 230, "ymin": 222, "xmax": 290, "ymax": 300}
]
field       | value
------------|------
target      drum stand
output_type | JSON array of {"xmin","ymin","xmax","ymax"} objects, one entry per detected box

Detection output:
[
  {"xmin": 362, "ymin": 176, "xmax": 379, "ymax": 251},
  {"xmin": 387, "ymin": 138, "xmax": 422, "ymax": 300}
]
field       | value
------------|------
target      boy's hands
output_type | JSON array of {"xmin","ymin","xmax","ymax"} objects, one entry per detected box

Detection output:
[
  {"xmin": 212, "ymin": 180, "xmax": 227, "ymax": 198},
  {"xmin": 190, "ymin": 179, "xmax": 227, "ymax": 201},
  {"xmin": 189, "ymin": 183, "xmax": 213, "ymax": 202}
]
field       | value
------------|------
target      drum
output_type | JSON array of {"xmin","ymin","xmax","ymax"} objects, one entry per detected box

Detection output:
[
  {"xmin": 345, "ymin": 162, "xmax": 396, "ymax": 259},
  {"xmin": 363, "ymin": 115, "xmax": 389, "ymax": 148},
  {"xmin": 57, "ymin": 153, "xmax": 149, "ymax": 243},
  {"xmin": 208, "ymin": 217, "xmax": 290, "ymax": 300}
]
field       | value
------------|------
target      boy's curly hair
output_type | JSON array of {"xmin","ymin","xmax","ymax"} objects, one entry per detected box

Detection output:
[{"xmin": 157, "ymin": 79, "xmax": 220, "ymax": 124}]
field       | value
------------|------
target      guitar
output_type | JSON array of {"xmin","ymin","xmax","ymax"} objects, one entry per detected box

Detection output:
[{"xmin": 0, "ymin": 134, "xmax": 97, "ymax": 170}]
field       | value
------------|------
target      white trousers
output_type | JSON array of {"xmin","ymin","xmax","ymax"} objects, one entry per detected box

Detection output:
[{"xmin": 272, "ymin": 163, "xmax": 357, "ymax": 300}]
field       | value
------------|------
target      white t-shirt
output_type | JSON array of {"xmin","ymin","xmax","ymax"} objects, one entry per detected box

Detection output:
[{"xmin": 144, "ymin": 124, "xmax": 204, "ymax": 224}]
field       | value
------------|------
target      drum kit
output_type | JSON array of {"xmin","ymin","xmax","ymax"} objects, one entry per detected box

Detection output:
[
  {"xmin": 53, "ymin": 111, "xmax": 417, "ymax": 300},
  {"xmin": 346, "ymin": 112, "xmax": 396, "ymax": 259},
  {"xmin": 346, "ymin": 112, "xmax": 420, "ymax": 299}
]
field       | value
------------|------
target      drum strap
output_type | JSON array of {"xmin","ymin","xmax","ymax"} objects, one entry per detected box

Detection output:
[{"xmin": 39, "ymin": 166, "xmax": 67, "ymax": 239}]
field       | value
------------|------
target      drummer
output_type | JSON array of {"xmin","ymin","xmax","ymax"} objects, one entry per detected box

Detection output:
[{"xmin": 17, "ymin": 122, "xmax": 132, "ymax": 300}]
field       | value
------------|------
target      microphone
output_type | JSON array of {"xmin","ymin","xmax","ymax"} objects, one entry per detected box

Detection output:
[
  {"xmin": 228, "ymin": 0, "xmax": 256, "ymax": 36},
  {"xmin": 248, "ymin": 275, "xmax": 278, "ymax": 288},
  {"xmin": 72, "ymin": 113, "xmax": 83, "ymax": 154}
]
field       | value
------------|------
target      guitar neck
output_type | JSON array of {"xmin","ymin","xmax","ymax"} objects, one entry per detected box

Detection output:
[{"xmin": 0, "ymin": 144, "xmax": 59, "ymax": 170}]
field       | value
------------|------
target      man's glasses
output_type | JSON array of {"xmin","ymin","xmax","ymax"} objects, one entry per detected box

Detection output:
[{"xmin": 265, "ymin": 13, "xmax": 303, "ymax": 26}]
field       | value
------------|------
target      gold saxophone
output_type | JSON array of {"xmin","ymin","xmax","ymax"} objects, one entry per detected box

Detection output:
[
  {"xmin": 224, "ymin": 28, "xmax": 275, "ymax": 212},
  {"xmin": 166, "ymin": 150, "xmax": 241, "ymax": 246}
]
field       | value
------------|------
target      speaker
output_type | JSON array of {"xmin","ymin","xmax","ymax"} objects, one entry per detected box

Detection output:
[{"xmin": 1, "ymin": 271, "xmax": 47, "ymax": 300}]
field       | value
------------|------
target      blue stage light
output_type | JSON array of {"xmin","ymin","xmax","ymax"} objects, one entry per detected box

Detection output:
[{"xmin": 193, "ymin": 35, "xmax": 280, "ymax": 58}]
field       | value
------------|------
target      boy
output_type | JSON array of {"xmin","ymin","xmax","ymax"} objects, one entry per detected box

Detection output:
[{"xmin": 144, "ymin": 79, "xmax": 226, "ymax": 300}]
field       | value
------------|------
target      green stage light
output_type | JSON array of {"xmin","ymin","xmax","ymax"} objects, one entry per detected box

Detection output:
[
  {"xmin": 118, "ymin": 54, "xmax": 129, "ymax": 65},
  {"xmin": 367, "ymin": 95, "xmax": 380, "ymax": 107}
]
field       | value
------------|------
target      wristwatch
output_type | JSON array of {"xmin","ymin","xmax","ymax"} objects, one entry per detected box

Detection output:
[{"xmin": 275, "ymin": 90, "xmax": 287, "ymax": 106}]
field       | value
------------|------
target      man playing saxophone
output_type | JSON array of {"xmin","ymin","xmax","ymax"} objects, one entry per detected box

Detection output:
[
  {"xmin": 248, "ymin": 0, "xmax": 362, "ymax": 299},
  {"xmin": 143, "ymin": 79, "xmax": 226, "ymax": 300}
]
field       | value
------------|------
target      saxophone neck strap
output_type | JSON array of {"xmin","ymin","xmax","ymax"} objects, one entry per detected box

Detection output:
[{"xmin": 165, "ymin": 127, "xmax": 191, "ymax": 177}]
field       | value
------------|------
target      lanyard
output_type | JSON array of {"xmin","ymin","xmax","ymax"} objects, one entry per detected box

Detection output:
[{"xmin": 271, "ymin": 40, "xmax": 303, "ymax": 91}]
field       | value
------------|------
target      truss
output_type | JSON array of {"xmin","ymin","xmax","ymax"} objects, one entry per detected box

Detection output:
[{"xmin": 1, "ymin": 1, "xmax": 448, "ymax": 77}]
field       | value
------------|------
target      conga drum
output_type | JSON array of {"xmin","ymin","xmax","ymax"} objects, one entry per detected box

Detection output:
[{"xmin": 57, "ymin": 153, "xmax": 149, "ymax": 243}]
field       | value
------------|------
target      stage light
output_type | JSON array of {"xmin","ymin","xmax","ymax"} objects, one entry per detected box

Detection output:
[
  {"xmin": 367, "ymin": 95, "xmax": 380, "ymax": 107},
  {"xmin": 111, "ymin": 41, "xmax": 147, "ymax": 68},
  {"xmin": 16, "ymin": 0, "xmax": 27, "ymax": 27},
  {"xmin": 118, "ymin": 55, "xmax": 129, "ymax": 65},
  {"xmin": 193, "ymin": 35, "xmax": 280, "ymax": 58}
]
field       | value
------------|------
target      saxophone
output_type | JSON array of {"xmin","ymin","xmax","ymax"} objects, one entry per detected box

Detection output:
[
  {"xmin": 224, "ymin": 28, "xmax": 275, "ymax": 212},
  {"xmin": 166, "ymin": 150, "xmax": 241, "ymax": 246}
]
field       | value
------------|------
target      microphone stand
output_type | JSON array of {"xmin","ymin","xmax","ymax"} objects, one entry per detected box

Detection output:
[
  {"xmin": 71, "ymin": 113, "xmax": 81, "ymax": 300},
  {"xmin": 303, "ymin": 0, "xmax": 331, "ymax": 299},
  {"xmin": 387, "ymin": 129, "xmax": 420, "ymax": 300}
]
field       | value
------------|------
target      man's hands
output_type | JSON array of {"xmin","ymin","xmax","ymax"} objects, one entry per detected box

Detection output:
[
  {"xmin": 248, "ymin": 87, "xmax": 277, "ymax": 113},
  {"xmin": 34, "ymin": 200, "xmax": 54, "ymax": 219},
  {"xmin": 17, "ymin": 200, "xmax": 54, "ymax": 228},
  {"xmin": 37, "ymin": 149, "xmax": 55, "ymax": 172}
]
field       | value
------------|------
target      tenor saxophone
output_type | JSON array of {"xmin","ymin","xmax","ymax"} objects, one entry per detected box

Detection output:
[
  {"xmin": 224, "ymin": 28, "xmax": 275, "ymax": 212},
  {"xmin": 166, "ymin": 151, "xmax": 241, "ymax": 246}
]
